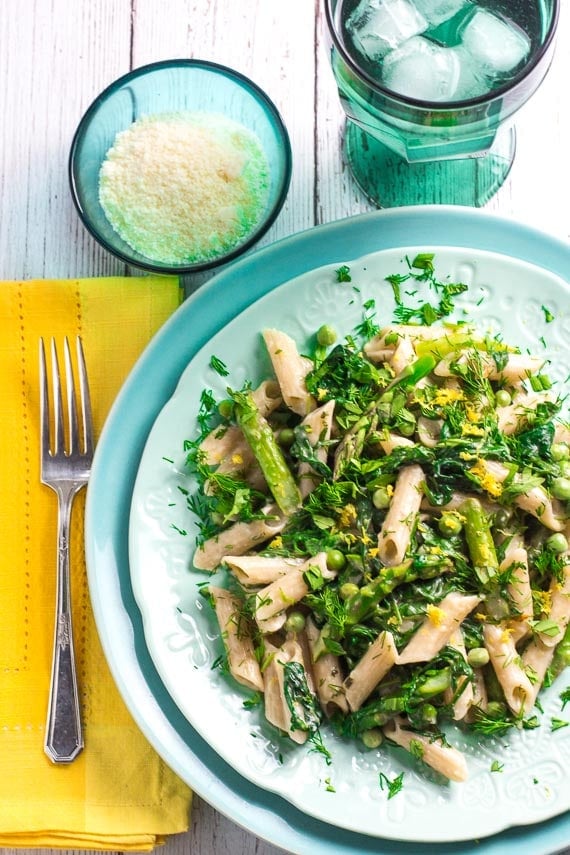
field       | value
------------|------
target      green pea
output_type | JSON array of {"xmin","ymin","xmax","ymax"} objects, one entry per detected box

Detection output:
[
  {"xmin": 417, "ymin": 703, "xmax": 438, "ymax": 725},
  {"xmin": 217, "ymin": 399, "xmax": 234, "ymax": 420},
  {"xmin": 372, "ymin": 486, "xmax": 391, "ymax": 510},
  {"xmin": 326, "ymin": 548, "xmax": 346, "ymax": 572},
  {"xmin": 278, "ymin": 427, "xmax": 295, "ymax": 448},
  {"xmin": 486, "ymin": 700, "xmax": 507, "ymax": 719},
  {"xmin": 398, "ymin": 412, "xmax": 416, "ymax": 437},
  {"xmin": 361, "ymin": 728, "xmax": 383, "ymax": 749},
  {"xmin": 551, "ymin": 442, "xmax": 570, "ymax": 462},
  {"xmin": 546, "ymin": 532, "xmax": 568, "ymax": 554},
  {"xmin": 284, "ymin": 611, "xmax": 306, "ymax": 633},
  {"xmin": 339, "ymin": 582, "xmax": 359, "ymax": 601},
  {"xmin": 495, "ymin": 389, "xmax": 512, "ymax": 407},
  {"xmin": 551, "ymin": 477, "xmax": 570, "ymax": 500},
  {"xmin": 316, "ymin": 324, "xmax": 337, "ymax": 347},
  {"xmin": 492, "ymin": 508, "xmax": 512, "ymax": 531},
  {"xmin": 558, "ymin": 461, "xmax": 570, "ymax": 479},
  {"xmin": 467, "ymin": 647, "xmax": 490, "ymax": 668},
  {"xmin": 438, "ymin": 512, "xmax": 463, "ymax": 538}
]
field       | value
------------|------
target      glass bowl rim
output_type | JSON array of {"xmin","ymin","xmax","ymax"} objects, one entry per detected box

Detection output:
[
  {"xmin": 68, "ymin": 58, "xmax": 293, "ymax": 275},
  {"xmin": 324, "ymin": 0, "xmax": 561, "ymax": 111}
]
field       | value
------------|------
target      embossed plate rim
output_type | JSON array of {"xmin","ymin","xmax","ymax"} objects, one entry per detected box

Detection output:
[{"xmin": 129, "ymin": 244, "xmax": 570, "ymax": 842}]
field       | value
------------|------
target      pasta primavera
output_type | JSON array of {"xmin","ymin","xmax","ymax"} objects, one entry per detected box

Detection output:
[{"xmin": 184, "ymin": 254, "xmax": 570, "ymax": 783}]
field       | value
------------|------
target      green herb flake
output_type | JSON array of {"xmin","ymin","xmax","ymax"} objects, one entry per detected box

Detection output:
[
  {"xmin": 379, "ymin": 771, "xmax": 404, "ymax": 799},
  {"xmin": 409, "ymin": 739, "xmax": 425, "ymax": 760},
  {"xmin": 490, "ymin": 760, "xmax": 504, "ymax": 773},
  {"xmin": 560, "ymin": 687, "xmax": 570, "ymax": 710},
  {"xmin": 542, "ymin": 305, "xmax": 555, "ymax": 323},
  {"xmin": 324, "ymin": 776, "xmax": 336, "ymax": 792},
  {"xmin": 170, "ymin": 523, "xmax": 187, "ymax": 536},
  {"xmin": 551, "ymin": 718, "xmax": 569, "ymax": 732},
  {"xmin": 335, "ymin": 265, "xmax": 352, "ymax": 282},
  {"xmin": 209, "ymin": 354, "xmax": 230, "ymax": 377},
  {"xmin": 411, "ymin": 252, "xmax": 435, "ymax": 273},
  {"xmin": 243, "ymin": 692, "xmax": 263, "ymax": 710}
]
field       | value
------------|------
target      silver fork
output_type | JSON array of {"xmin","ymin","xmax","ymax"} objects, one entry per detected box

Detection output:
[{"xmin": 40, "ymin": 337, "xmax": 93, "ymax": 763}]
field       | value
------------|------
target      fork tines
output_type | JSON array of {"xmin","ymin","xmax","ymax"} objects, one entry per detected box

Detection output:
[{"xmin": 39, "ymin": 337, "xmax": 94, "ymax": 459}]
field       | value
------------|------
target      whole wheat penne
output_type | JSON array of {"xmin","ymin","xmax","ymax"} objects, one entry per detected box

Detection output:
[
  {"xmin": 377, "ymin": 464, "xmax": 425, "ymax": 566},
  {"xmin": 384, "ymin": 716, "xmax": 468, "ymax": 782},
  {"xmin": 483, "ymin": 623, "xmax": 535, "ymax": 716},
  {"xmin": 193, "ymin": 505, "xmax": 286, "ymax": 571},
  {"xmin": 343, "ymin": 630, "xmax": 398, "ymax": 712},
  {"xmin": 209, "ymin": 585, "xmax": 264, "ymax": 693},
  {"xmin": 263, "ymin": 329, "xmax": 316, "ymax": 416},
  {"xmin": 398, "ymin": 592, "xmax": 481, "ymax": 665}
]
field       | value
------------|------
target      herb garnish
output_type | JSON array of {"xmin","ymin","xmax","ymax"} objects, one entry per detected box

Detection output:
[{"xmin": 379, "ymin": 771, "xmax": 404, "ymax": 799}]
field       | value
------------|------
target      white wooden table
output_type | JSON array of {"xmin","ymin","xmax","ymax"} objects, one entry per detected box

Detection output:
[{"xmin": 1, "ymin": 2, "xmax": 569, "ymax": 854}]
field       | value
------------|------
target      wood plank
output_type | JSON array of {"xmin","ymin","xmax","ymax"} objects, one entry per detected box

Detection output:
[{"xmin": 0, "ymin": 0, "xmax": 132, "ymax": 280}]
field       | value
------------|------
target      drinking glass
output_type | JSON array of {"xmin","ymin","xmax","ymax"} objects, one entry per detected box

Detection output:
[{"xmin": 324, "ymin": 0, "xmax": 559, "ymax": 207}]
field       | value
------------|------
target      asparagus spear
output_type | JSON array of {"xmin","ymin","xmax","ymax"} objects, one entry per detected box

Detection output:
[
  {"xmin": 232, "ymin": 389, "xmax": 301, "ymax": 516},
  {"xmin": 334, "ymin": 355, "xmax": 436, "ymax": 477},
  {"xmin": 460, "ymin": 497, "xmax": 510, "ymax": 619},
  {"xmin": 344, "ymin": 554, "xmax": 452, "ymax": 626},
  {"xmin": 459, "ymin": 497, "xmax": 499, "ymax": 587}
]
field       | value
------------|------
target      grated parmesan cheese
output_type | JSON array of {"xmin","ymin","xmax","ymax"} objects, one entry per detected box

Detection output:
[{"xmin": 98, "ymin": 111, "xmax": 270, "ymax": 265}]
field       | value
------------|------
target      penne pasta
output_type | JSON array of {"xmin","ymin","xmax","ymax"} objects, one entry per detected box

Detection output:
[
  {"xmin": 305, "ymin": 617, "xmax": 348, "ymax": 716},
  {"xmin": 223, "ymin": 554, "xmax": 304, "ymax": 586},
  {"xmin": 443, "ymin": 630, "xmax": 474, "ymax": 721},
  {"xmin": 384, "ymin": 716, "xmax": 468, "ymax": 782},
  {"xmin": 263, "ymin": 640, "xmax": 311, "ymax": 744},
  {"xmin": 343, "ymin": 630, "xmax": 398, "ymax": 712},
  {"xmin": 255, "ymin": 552, "xmax": 333, "ymax": 633},
  {"xmin": 398, "ymin": 592, "xmax": 482, "ymax": 665},
  {"xmin": 193, "ymin": 505, "xmax": 287, "ymax": 571},
  {"xmin": 209, "ymin": 585, "xmax": 264, "ymax": 692},
  {"xmin": 262, "ymin": 329, "xmax": 316, "ymax": 416},
  {"xmin": 377, "ymin": 464, "xmax": 425, "ymax": 566},
  {"xmin": 538, "ymin": 562, "xmax": 570, "ymax": 648},
  {"xmin": 298, "ymin": 400, "xmax": 335, "ymax": 498},
  {"xmin": 483, "ymin": 623, "xmax": 535, "ymax": 717}
]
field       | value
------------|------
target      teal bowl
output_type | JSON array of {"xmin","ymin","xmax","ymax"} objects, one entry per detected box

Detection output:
[{"xmin": 69, "ymin": 59, "xmax": 292, "ymax": 274}]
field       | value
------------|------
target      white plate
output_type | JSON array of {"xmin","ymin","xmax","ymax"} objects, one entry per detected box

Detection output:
[{"xmin": 129, "ymin": 245, "xmax": 570, "ymax": 843}]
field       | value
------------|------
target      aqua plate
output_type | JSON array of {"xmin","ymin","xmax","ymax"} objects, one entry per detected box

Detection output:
[
  {"xmin": 129, "ymin": 245, "xmax": 570, "ymax": 842},
  {"xmin": 85, "ymin": 206, "xmax": 570, "ymax": 855}
]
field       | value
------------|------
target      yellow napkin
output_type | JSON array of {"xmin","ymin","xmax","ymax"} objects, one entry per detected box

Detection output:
[{"xmin": 0, "ymin": 276, "xmax": 192, "ymax": 849}]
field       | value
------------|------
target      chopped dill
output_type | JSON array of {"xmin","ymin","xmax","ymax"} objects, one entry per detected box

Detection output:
[
  {"xmin": 379, "ymin": 771, "xmax": 404, "ymax": 799},
  {"xmin": 336, "ymin": 264, "xmax": 352, "ymax": 282},
  {"xmin": 209, "ymin": 354, "xmax": 230, "ymax": 376}
]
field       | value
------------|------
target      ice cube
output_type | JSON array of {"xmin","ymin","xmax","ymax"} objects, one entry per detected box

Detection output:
[
  {"xmin": 412, "ymin": 0, "xmax": 468, "ymax": 27},
  {"xmin": 382, "ymin": 36, "xmax": 461, "ymax": 101},
  {"xmin": 451, "ymin": 46, "xmax": 491, "ymax": 99},
  {"xmin": 346, "ymin": 0, "xmax": 428, "ymax": 62},
  {"xmin": 460, "ymin": 8, "xmax": 531, "ymax": 75}
]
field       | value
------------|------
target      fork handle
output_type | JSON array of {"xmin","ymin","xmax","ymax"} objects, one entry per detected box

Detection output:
[{"xmin": 44, "ymin": 485, "xmax": 84, "ymax": 763}]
